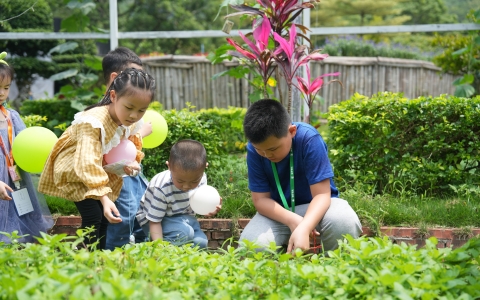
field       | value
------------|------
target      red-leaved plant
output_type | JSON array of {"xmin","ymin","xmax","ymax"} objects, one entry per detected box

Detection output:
[{"xmin": 223, "ymin": 0, "xmax": 341, "ymax": 120}]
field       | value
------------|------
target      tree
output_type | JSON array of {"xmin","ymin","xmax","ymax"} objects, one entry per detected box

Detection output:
[
  {"xmin": 443, "ymin": 0, "xmax": 480, "ymax": 22},
  {"xmin": 313, "ymin": 0, "xmax": 410, "ymax": 27},
  {"xmin": 400, "ymin": 0, "xmax": 457, "ymax": 25},
  {"xmin": 118, "ymin": 0, "xmax": 226, "ymax": 55},
  {"xmin": 0, "ymin": 0, "xmax": 57, "ymax": 108}
]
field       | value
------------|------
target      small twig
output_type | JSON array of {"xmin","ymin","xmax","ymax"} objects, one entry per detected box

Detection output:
[{"xmin": 0, "ymin": 1, "xmax": 38, "ymax": 23}]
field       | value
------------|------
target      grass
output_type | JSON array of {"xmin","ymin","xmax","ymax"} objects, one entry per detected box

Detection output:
[{"xmin": 43, "ymin": 153, "xmax": 480, "ymax": 230}]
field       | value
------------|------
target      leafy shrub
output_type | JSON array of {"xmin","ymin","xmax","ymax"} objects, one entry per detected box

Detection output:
[
  {"xmin": 321, "ymin": 36, "xmax": 435, "ymax": 61},
  {"xmin": 0, "ymin": 232, "xmax": 479, "ymax": 299},
  {"xmin": 19, "ymin": 98, "xmax": 97, "ymax": 136},
  {"xmin": 207, "ymin": 154, "xmax": 254, "ymax": 219},
  {"xmin": 142, "ymin": 104, "xmax": 231, "ymax": 179},
  {"xmin": 328, "ymin": 92, "xmax": 480, "ymax": 196},
  {"xmin": 196, "ymin": 107, "xmax": 247, "ymax": 153}
]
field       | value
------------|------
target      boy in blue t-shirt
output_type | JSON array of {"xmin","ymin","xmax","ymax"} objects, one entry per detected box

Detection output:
[{"xmin": 240, "ymin": 99, "xmax": 362, "ymax": 252}]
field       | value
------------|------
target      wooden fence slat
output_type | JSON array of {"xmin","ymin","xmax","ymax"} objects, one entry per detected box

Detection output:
[{"xmin": 142, "ymin": 56, "xmax": 457, "ymax": 110}]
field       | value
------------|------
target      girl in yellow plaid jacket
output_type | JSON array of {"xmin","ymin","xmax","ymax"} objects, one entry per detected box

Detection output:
[{"xmin": 39, "ymin": 68, "xmax": 156, "ymax": 249}]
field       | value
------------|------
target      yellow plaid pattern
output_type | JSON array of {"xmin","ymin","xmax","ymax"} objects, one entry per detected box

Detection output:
[{"xmin": 38, "ymin": 106, "xmax": 144, "ymax": 202}]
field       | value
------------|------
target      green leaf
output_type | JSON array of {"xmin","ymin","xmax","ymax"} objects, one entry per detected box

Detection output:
[
  {"xmin": 71, "ymin": 100, "xmax": 88, "ymax": 112},
  {"xmin": 474, "ymin": 9, "xmax": 480, "ymax": 20},
  {"xmin": 474, "ymin": 36, "xmax": 480, "ymax": 46},
  {"xmin": 48, "ymin": 42, "xmax": 79, "ymax": 55},
  {"xmin": 66, "ymin": 1, "xmax": 96, "ymax": 15},
  {"xmin": 212, "ymin": 70, "xmax": 230, "ymax": 80},
  {"xmin": 453, "ymin": 74, "xmax": 474, "ymax": 85},
  {"xmin": 49, "ymin": 69, "xmax": 79, "ymax": 81},
  {"xmin": 84, "ymin": 56, "xmax": 103, "ymax": 71},
  {"xmin": 452, "ymin": 47, "xmax": 468, "ymax": 57},
  {"xmin": 454, "ymin": 84, "xmax": 475, "ymax": 98},
  {"xmin": 61, "ymin": 14, "xmax": 90, "ymax": 32}
]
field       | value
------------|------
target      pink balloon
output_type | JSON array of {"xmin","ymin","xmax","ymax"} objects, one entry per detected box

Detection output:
[{"xmin": 104, "ymin": 139, "xmax": 137, "ymax": 164}]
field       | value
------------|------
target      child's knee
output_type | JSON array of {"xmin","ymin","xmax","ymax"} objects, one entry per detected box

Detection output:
[
  {"xmin": 192, "ymin": 236, "xmax": 208, "ymax": 249},
  {"xmin": 164, "ymin": 224, "xmax": 194, "ymax": 245}
]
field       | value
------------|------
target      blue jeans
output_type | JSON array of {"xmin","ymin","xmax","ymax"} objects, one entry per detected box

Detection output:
[
  {"xmin": 105, "ymin": 174, "xmax": 148, "ymax": 250},
  {"xmin": 142, "ymin": 214, "xmax": 208, "ymax": 249}
]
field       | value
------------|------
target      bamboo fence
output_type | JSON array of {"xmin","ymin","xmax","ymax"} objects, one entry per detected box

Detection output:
[{"xmin": 142, "ymin": 55, "xmax": 458, "ymax": 112}]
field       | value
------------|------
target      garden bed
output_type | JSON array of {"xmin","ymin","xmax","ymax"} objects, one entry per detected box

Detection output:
[{"xmin": 50, "ymin": 216, "xmax": 480, "ymax": 250}]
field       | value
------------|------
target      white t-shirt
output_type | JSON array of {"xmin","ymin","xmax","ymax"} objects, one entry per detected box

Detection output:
[{"xmin": 136, "ymin": 170, "xmax": 207, "ymax": 225}]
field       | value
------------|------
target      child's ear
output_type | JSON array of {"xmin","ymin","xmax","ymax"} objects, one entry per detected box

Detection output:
[
  {"xmin": 205, "ymin": 162, "xmax": 209, "ymax": 169},
  {"xmin": 109, "ymin": 72, "xmax": 118, "ymax": 85},
  {"xmin": 166, "ymin": 161, "xmax": 170, "ymax": 169},
  {"xmin": 109, "ymin": 89, "xmax": 117, "ymax": 102},
  {"xmin": 288, "ymin": 124, "xmax": 297, "ymax": 138}
]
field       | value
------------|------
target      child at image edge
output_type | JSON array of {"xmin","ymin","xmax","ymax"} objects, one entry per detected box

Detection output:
[
  {"xmin": 102, "ymin": 47, "xmax": 151, "ymax": 250},
  {"xmin": 39, "ymin": 68, "xmax": 156, "ymax": 250},
  {"xmin": 136, "ymin": 139, "xmax": 221, "ymax": 249},
  {"xmin": 239, "ymin": 99, "xmax": 362, "ymax": 252},
  {"xmin": 0, "ymin": 55, "xmax": 53, "ymax": 243}
]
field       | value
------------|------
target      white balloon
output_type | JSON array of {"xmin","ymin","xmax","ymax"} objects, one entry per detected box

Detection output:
[{"xmin": 189, "ymin": 185, "xmax": 220, "ymax": 215}]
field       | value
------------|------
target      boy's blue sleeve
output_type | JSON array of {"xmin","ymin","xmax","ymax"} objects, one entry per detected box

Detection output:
[
  {"xmin": 303, "ymin": 133, "xmax": 334, "ymax": 186},
  {"xmin": 246, "ymin": 143, "xmax": 271, "ymax": 193}
]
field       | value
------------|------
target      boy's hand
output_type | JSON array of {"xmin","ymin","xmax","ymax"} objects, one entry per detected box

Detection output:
[
  {"xmin": 100, "ymin": 196, "xmax": 122, "ymax": 223},
  {"xmin": 287, "ymin": 224, "xmax": 314, "ymax": 253},
  {"xmin": 204, "ymin": 197, "xmax": 222, "ymax": 217},
  {"xmin": 0, "ymin": 181, "xmax": 13, "ymax": 200}
]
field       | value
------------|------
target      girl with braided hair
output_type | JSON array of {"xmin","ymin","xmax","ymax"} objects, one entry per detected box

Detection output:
[{"xmin": 39, "ymin": 68, "xmax": 156, "ymax": 250}]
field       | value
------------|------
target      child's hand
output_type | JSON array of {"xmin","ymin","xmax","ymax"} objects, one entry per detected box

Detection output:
[
  {"xmin": 123, "ymin": 161, "xmax": 140, "ymax": 177},
  {"xmin": 0, "ymin": 181, "xmax": 13, "ymax": 200},
  {"xmin": 204, "ymin": 197, "xmax": 222, "ymax": 217},
  {"xmin": 139, "ymin": 121, "xmax": 153, "ymax": 138},
  {"xmin": 100, "ymin": 196, "xmax": 122, "ymax": 223}
]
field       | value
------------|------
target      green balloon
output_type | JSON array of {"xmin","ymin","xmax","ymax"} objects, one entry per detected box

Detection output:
[
  {"xmin": 142, "ymin": 110, "xmax": 168, "ymax": 149},
  {"xmin": 12, "ymin": 126, "xmax": 58, "ymax": 174}
]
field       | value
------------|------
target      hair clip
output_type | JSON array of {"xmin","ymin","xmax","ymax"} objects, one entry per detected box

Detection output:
[{"xmin": 0, "ymin": 51, "xmax": 8, "ymax": 66}]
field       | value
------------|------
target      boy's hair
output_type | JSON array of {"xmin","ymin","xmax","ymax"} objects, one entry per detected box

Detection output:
[
  {"xmin": 102, "ymin": 47, "xmax": 143, "ymax": 84},
  {"xmin": 0, "ymin": 63, "xmax": 14, "ymax": 83},
  {"xmin": 169, "ymin": 140, "xmax": 207, "ymax": 171},
  {"xmin": 243, "ymin": 99, "xmax": 292, "ymax": 144},
  {"xmin": 85, "ymin": 68, "xmax": 156, "ymax": 111}
]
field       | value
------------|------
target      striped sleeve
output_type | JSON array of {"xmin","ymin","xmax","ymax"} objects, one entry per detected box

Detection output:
[{"xmin": 143, "ymin": 176, "xmax": 168, "ymax": 223}]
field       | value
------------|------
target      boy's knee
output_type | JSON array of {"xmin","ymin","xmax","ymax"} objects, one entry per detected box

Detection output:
[
  {"xmin": 164, "ymin": 225, "xmax": 194, "ymax": 245},
  {"xmin": 192, "ymin": 237, "xmax": 208, "ymax": 249}
]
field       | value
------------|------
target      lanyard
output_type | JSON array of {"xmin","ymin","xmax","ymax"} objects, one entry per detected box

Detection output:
[
  {"xmin": 0, "ymin": 106, "xmax": 14, "ymax": 167},
  {"xmin": 271, "ymin": 147, "xmax": 295, "ymax": 212}
]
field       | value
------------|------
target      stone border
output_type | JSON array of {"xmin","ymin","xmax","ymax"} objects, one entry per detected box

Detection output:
[{"xmin": 50, "ymin": 216, "xmax": 480, "ymax": 250}]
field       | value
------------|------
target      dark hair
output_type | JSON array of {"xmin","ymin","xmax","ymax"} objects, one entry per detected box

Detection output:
[
  {"xmin": 169, "ymin": 140, "xmax": 207, "ymax": 171},
  {"xmin": 85, "ymin": 68, "xmax": 155, "ymax": 111},
  {"xmin": 0, "ymin": 63, "xmax": 14, "ymax": 83},
  {"xmin": 102, "ymin": 47, "xmax": 143, "ymax": 84},
  {"xmin": 243, "ymin": 99, "xmax": 291, "ymax": 144}
]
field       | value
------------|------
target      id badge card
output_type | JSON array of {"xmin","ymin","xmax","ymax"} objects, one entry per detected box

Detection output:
[{"xmin": 12, "ymin": 188, "xmax": 34, "ymax": 216}]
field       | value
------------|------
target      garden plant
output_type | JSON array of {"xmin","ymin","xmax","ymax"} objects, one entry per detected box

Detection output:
[{"xmin": 2, "ymin": 1, "xmax": 480, "ymax": 299}]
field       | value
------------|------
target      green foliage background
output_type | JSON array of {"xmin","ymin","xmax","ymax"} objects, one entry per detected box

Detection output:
[{"xmin": 328, "ymin": 92, "xmax": 480, "ymax": 196}]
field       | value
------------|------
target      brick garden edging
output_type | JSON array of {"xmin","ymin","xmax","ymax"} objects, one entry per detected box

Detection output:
[{"xmin": 50, "ymin": 216, "xmax": 480, "ymax": 250}]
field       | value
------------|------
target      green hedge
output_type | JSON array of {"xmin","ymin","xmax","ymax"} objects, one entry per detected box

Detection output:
[
  {"xmin": 142, "ymin": 104, "xmax": 246, "ymax": 180},
  {"xmin": 328, "ymin": 92, "xmax": 480, "ymax": 196},
  {"xmin": 20, "ymin": 99, "xmax": 97, "ymax": 136}
]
